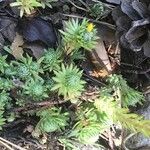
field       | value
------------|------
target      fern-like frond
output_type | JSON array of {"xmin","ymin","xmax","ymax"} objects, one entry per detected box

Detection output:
[
  {"xmin": 107, "ymin": 74, "xmax": 144, "ymax": 107},
  {"xmin": 114, "ymin": 108, "xmax": 150, "ymax": 136},
  {"xmin": 94, "ymin": 95, "xmax": 150, "ymax": 137},
  {"xmin": 73, "ymin": 122, "xmax": 102, "ymax": 144},
  {"xmin": 36, "ymin": 107, "xmax": 69, "ymax": 133}
]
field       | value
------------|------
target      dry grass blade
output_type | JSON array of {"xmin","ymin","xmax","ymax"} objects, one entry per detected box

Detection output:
[
  {"xmin": 0, "ymin": 137, "xmax": 27, "ymax": 150},
  {"xmin": 0, "ymin": 140, "xmax": 14, "ymax": 150}
]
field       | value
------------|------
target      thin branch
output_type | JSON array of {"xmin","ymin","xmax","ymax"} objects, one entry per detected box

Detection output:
[
  {"xmin": 13, "ymin": 100, "xmax": 66, "ymax": 112},
  {"xmin": 0, "ymin": 137, "xmax": 27, "ymax": 150},
  {"xmin": 0, "ymin": 140, "xmax": 14, "ymax": 150},
  {"xmin": 83, "ymin": 73, "xmax": 107, "ymax": 87},
  {"xmin": 62, "ymin": 13, "xmax": 116, "ymax": 30},
  {"xmin": 67, "ymin": 0, "xmax": 88, "ymax": 12},
  {"xmin": 78, "ymin": 0, "xmax": 91, "ymax": 11},
  {"xmin": 123, "ymin": 133, "xmax": 136, "ymax": 150},
  {"xmin": 91, "ymin": 0, "xmax": 115, "ymax": 9}
]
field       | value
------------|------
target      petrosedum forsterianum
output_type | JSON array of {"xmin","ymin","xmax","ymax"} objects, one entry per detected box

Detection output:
[
  {"xmin": 0, "ymin": 55, "xmax": 9, "ymax": 73},
  {"xmin": 23, "ymin": 79, "xmax": 48, "ymax": 100},
  {"xmin": 42, "ymin": 48, "xmax": 62, "ymax": 72},
  {"xmin": 0, "ymin": 91, "xmax": 11, "ymax": 108},
  {"xmin": 13, "ymin": 55, "xmax": 43, "ymax": 80},
  {"xmin": 10, "ymin": 0, "xmax": 42, "ymax": 17},
  {"xmin": 0, "ymin": 78, "xmax": 14, "ymax": 91},
  {"xmin": 60, "ymin": 18, "xmax": 98, "ymax": 52},
  {"xmin": 52, "ymin": 64, "xmax": 86, "ymax": 100}
]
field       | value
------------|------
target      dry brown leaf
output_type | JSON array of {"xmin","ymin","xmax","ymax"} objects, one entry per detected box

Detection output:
[
  {"xmin": 10, "ymin": 33, "xmax": 24, "ymax": 59},
  {"xmin": 24, "ymin": 43, "xmax": 46, "ymax": 59}
]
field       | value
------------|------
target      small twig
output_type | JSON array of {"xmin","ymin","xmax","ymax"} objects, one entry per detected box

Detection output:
[
  {"xmin": 83, "ymin": 73, "xmax": 107, "ymax": 86},
  {"xmin": 107, "ymin": 44, "xmax": 112, "ymax": 53},
  {"xmin": 0, "ymin": 140, "xmax": 14, "ymax": 150},
  {"xmin": 62, "ymin": 13, "xmax": 116, "ymax": 29},
  {"xmin": 108, "ymin": 128, "xmax": 115, "ymax": 150},
  {"xmin": 78, "ymin": 0, "xmax": 91, "ymax": 11},
  {"xmin": 13, "ymin": 100, "xmax": 66, "ymax": 112},
  {"xmin": 0, "ymin": 137, "xmax": 27, "ymax": 150},
  {"xmin": 67, "ymin": 0, "xmax": 88, "ymax": 12},
  {"xmin": 123, "ymin": 133, "xmax": 137, "ymax": 150},
  {"xmin": 99, "ymin": 134, "xmax": 109, "ymax": 141},
  {"xmin": 91, "ymin": 0, "xmax": 115, "ymax": 9}
]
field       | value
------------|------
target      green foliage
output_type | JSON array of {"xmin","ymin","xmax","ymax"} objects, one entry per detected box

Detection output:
[
  {"xmin": 40, "ymin": 0, "xmax": 58, "ymax": 8},
  {"xmin": 0, "ymin": 91, "xmax": 11, "ymax": 108},
  {"xmin": 115, "ymin": 108, "xmax": 150, "ymax": 137},
  {"xmin": 52, "ymin": 64, "xmax": 85, "ymax": 100},
  {"xmin": 69, "ymin": 50, "xmax": 85, "ymax": 62},
  {"xmin": 10, "ymin": 0, "xmax": 42, "ymax": 17},
  {"xmin": 0, "ymin": 55, "xmax": 9, "ymax": 73},
  {"xmin": 44, "ymin": 78, "xmax": 55, "ymax": 91},
  {"xmin": 13, "ymin": 55, "xmax": 43, "ymax": 80},
  {"xmin": 0, "ymin": 78, "xmax": 13, "ymax": 91},
  {"xmin": 59, "ymin": 138, "xmax": 105, "ymax": 150},
  {"xmin": 108, "ymin": 74, "xmax": 144, "ymax": 107},
  {"xmin": 0, "ymin": 10, "xmax": 149, "ymax": 149},
  {"xmin": 42, "ymin": 48, "xmax": 62, "ymax": 71},
  {"xmin": 35, "ymin": 107, "xmax": 69, "ymax": 133},
  {"xmin": 90, "ymin": 2, "xmax": 105, "ymax": 18},
  {"xmin": 70, "ymin": 104, "xmax": 108, "ymax": 144},
  {"xmin": 23, "ymin": 78, "xmax": 48, "ymax": 100},
  {"xmin": 60, "ymin": 18, "xmax": 98, "ymax": 52},
  {"xmin": 58, "ymin": 138, "xmax": 80, "ymax": 150},
  {"xmin": 74, "ymin": 123, "xmax": 101, "ymax": 144},
  {"xmin": 94, "ymin": 82, "xmax": 150, "ymax": 137},
  {"xmin": 4, "ymin": 64, "xmax": 17, "ymax": 77}
]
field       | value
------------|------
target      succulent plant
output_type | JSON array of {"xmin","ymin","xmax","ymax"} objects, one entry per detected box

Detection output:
[
  {"xmin": 0, "ymin": 91, "xmax": 11, "ymax": 108},
  {"xmin": 0, "ymin": 78, "xmax": 14, "ymax": 91},
  {"xmin": 4, "ymin": 64, "xmax": 17, "ymax": 77},
  {"xmin": 13, "ymin": 55, "xmax": 43, "ymax": 80},
  {"xmin": 23, "ymin": 78, "xmax": 48, "ymax": 100},
  {"xmin": 17, "ymin": 64, "xmax": 30, "ymax": 79},
  {"xmin": 60, "ymin": 18, "xmax": 98, "ymax": 52},
  {"xmin": 0, "ymin": 55, "xmax": 9, "ymax": 73},
  {"xmin": 52, "ymin": 64, "xmax": 86, "ymax": 100},
  {"xmin": 10, "ymin": 0, "xmax": 42, "ymax": 17},
  {"xmin": 90, "ymin": 2, "xmax": 105, "ymax": 19},
  {"xmin": 42, "ymin": 48, "xmax": 62, "ymax": 72},
  {"xmin": 44, "ymin": 78, "xmax": 55, "ymax": 91}
]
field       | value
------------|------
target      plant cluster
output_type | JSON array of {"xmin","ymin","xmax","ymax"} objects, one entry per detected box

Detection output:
[
  {"xmin": 10, "ymin": 0, "xmax": 58, "ymax": 17},
  {"xmin": 13, "ymin": 55, "xmax": 44, "ymax": 80},
  {"xmin": 89, "ymin": 2, "xmax": 105, "ymax": 19},
  {"xmin": 57, "ymin": 75, "xmax": 149, "ymax": 149},
  {"xmin": 52, "ymin": 64, "xmax": 85, "ymax": 101},
  {"xmin": 0, "ymin": 17, "xmax": 149, "ymax": 150},
  {"xmin": 60, "ymin": 18, "xmax": 98, "ymax": 53},
  {"xmin": 10, "ymin": 0, "xmax": 42, "ymax": 17},
  {"xmin": 42, "ymin": 48, "xmax": 62, "ymax": 71},
  {"xmin": 35, "ymin": 107, "xmax": 68, "ymax": 134}
]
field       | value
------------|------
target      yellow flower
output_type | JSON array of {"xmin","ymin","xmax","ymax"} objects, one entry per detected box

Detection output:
[{"xmin": 87, "ymin": 23, "xmax": 94, "ymax": 32}]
